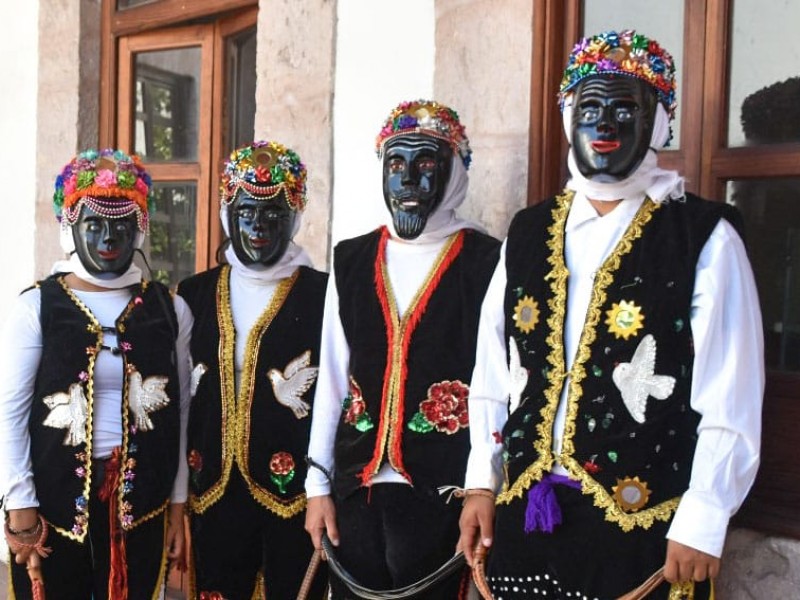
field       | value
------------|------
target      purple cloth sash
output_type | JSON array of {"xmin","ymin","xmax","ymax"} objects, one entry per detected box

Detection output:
[{"xmin": 524, "ymin": 472, "xmax": 581, "ymax": 534}]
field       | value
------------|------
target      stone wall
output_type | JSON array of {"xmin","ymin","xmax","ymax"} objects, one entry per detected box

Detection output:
[
  {"xmin": 434, "ymin": 0, "xmax": 533, "ymax": 239},
  {"xmin": 718, "ymin": 527, "xmax": 800, "ymax": 598},
  {"xmin": 255, "ymin": 0, "xmax": 336, "ymax": 270}
]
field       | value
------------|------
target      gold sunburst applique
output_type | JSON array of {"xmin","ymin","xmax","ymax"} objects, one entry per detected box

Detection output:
[
  {"xmin": 605, "ymin": 299, "xmax": 644, "ymax": 340},
  {"xmin": 612, "ymin": 476, "xmax": 652, "ymax": 512},
  {"xmin": 513, "ymin": 295, "xmax": 540, "ymax": 334}
]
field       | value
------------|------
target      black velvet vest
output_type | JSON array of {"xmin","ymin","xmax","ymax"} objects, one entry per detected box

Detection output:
[
  {"xmin": 498, "ymin": 192, "xmax": 742, "ymax": 531},
  {"xmin": 332, "ymin": 227, "xmax": 499, "ymax": 499},
  {"xmin": 31, "ymin": 276, "xmax": 179, "ymax": 541},
  {"xmin": 178, "ymin": 265, "xmax": 327, "ymax": 518}
]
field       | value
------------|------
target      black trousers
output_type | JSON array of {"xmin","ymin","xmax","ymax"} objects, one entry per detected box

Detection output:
[
  {"xmin": 8, "ymin": 464, "xmax": 168, "ymax": 600},
  {"xmin": 190, "ymin": 467, "xmax": 326, "ymax": 600},
  {"xmin": 330, "ymin": 483, "xmax": 466, "ymax": 600},
  {"xmin": 488, "ymin": 485, "xmax": 712, "ymax": 600}
]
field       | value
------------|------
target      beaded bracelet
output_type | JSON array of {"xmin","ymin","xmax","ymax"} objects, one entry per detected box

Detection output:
[
  {"xmin": 7, "ymin": 519, "xmax": 41, "ymax": 537},
  {"xmin": 462, "ymin": 488, "xmax": 496, "ymax": 501},
  {"xmin": 4, "ymin": 515, "xmax": 53, "ymax": 559}
]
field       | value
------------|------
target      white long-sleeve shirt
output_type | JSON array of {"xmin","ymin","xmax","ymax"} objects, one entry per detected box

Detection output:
[
  {"xmin": 305, "ymin": 235, "xmax": 450, "ymax": 498},
  {"xmin": 0, "ymin": 284, "xmax": 193, "ymax": 507},
  {"xmin": 465, "ymin": 194, "xmax": 764, "ymax": 558}
]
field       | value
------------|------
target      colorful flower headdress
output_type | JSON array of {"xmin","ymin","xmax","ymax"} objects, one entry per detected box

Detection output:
[
  {"xmin": 53, "ymin": 149, "xmax": 153, "ymax": 232},
  {"xmin": 559, "ymin": 30, "xmax": 677, "ymax": 119},
  {"xmin": 220, "ymin": 140, "xmax": 308, "ymax": 212},
  {"xmin": 375, "ymin": 100, "xmax": 472, "ymax": 169}
]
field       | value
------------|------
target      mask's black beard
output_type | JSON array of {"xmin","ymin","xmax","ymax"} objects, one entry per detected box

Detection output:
[{"xmin": 394, "ymin": 210, "xmax": 427, "ymax": 240}]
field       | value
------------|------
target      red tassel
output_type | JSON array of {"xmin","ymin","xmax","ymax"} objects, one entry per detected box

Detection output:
[{"xmin": 98, "ymin": 447, "xmax": 128, "ymax": 600}]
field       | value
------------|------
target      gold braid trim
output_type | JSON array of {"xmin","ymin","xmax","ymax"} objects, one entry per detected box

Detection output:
[
  {"xmin": 499, "ymin": 194, "xmax": 678, "ymax": 530},
  {"xmin": 669, "ymin": 580, "xmax": 696, "ymax": 599},
  {"xmin": 498, "ymin": 191, "xmax": 573, "ymax": 502},
  {"xmin": 235, "ymin": 270, "xmax": 308, "ymax": 518},
  {"xmin": 373, "ymin": 232, "xmax": 462, "ymax": 478},
  {"xmin": 190, "ymin": 267, "xmax": 237, "ymax": 514},
  {"xmin": 151, "ymin": 511, "xmax": 170, "ymax": 600},
  {"xmin": 54, "ymin": 277, "xmax": 100, "ymax": 542}
]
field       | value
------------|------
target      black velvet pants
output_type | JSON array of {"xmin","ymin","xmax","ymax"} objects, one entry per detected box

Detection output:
[
  {"xmin": 330, "ymin": 483, "xmax": 467, "ymax": 600},
  {"xmin": 488, "ymin": 485, "xmax": 712, "ymax": 600},
  {"xmin": 8, "ymin": 460, "xmax": 167, "ymax": 600},
  {"xmin": 190, "ymin": 467, "xmax": 326, "ymax": 600}
]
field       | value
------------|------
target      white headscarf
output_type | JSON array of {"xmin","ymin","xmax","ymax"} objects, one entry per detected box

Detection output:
[
  {"xmin": 219, "ymin": 203, "xmax": 313, "ymax": 283},
  {"xmin": 50, "ymin": 222, "xmax": 144, "ymax": 289},
  {"xmin": 383, "ymin": 156, "xmax": 486, "ymax": 244},
  {"xmin": 563, "ymin": 98, "xmax": 685, "ymax": 203}
]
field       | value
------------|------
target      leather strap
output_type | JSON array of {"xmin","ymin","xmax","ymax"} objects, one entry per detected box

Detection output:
[
  {"xmin": 321, "ymin": 533, "xmax": 467, "ymax": 599},
  {"xmin": 297, "ymin": 548, "xmax": 324, "ymax": 600},
  {"xmin": 616, "ymin": 568, "xmax": 666, "ymax": 600}
]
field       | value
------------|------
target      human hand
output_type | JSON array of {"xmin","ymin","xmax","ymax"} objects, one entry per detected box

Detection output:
[
  {"xmin": 7, "ymin": 508, "xmax": 41, "ymax": 565},
  {"xmin": 457, "ymin": 491, "xmax": 495, "ymax": 567},
  {"xmin": 664, "ymin": 539, "xmax": 720, "ymax": 582},
  {"xmin": 305, "ymin": 495, "xmax": 339, "ymax": 551},
  {"xmin": 166, "ymin": 502, "xmax": 187, "ymax": 572}
]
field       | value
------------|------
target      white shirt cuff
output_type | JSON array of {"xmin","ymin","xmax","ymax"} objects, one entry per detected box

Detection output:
[{"xmin": 666, "ymin": 491, "xmax": 731, "ymax": 558}]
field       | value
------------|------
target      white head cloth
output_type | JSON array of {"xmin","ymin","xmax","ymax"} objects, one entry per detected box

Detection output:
[
  {"xmin": 562, "ymin": 97, "xmax": 685, "ymax": 203},
  {"xmin": 383, "ymin": 156, "xmax": 486, "ymax": 244},
  {"xmin": 219, "ymin": 203, "xmax": 313, "ymax": 283},
  {"xmin": 50, "ymin": 221, "xmax": 144, "ymax": 289}
]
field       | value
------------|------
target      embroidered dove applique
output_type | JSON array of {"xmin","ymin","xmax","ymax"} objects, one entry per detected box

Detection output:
[
  {"xmin": 190, "ymin": 362, "xmax": 208, "ymax": 397},
  {"xmin": 508, "ymin": 337, "xmax": 529, "ymax": 413},
  {"xmin": 612, "ymin": 334, "xmax": 676, "ymax": 424},
  {"xmin": 268, "ymin": 350, "xmax": 319, "ymax": 419},
  {"xmin": 43, "ymin": 383, "xmax": 89, "ymax": 446},
  {"xmin": 128, "ymin": 368, "xmax": 171, "ymax": 431}
]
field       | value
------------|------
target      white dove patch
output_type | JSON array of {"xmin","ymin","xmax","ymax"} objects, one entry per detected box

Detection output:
[
  {"xmin": 43, "ymin": 383, "xmax": 89, "ymax": 446},
  {"xmin": 612, "ymin": 334, "xmax": 676, "ymax": 424},
  {"xmin": 508, "ymin": 337, "xmax": 529, "ymax": 414},
  {"xmin": 127, "ymin": 367, "xmax": 172, "ymax": 431},
  {"xmin": 268, "ymin": 350, "xmax": 319, "ymax": 419},
  {"xmin": 190, "ymin": 362, "xmax": 208, "ymax": 397}
]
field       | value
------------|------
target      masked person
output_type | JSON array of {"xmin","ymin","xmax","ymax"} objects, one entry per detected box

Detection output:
[
  {"xmin": 304, "ymin": 100, "xmax": 500, "ymax": 599},
  {"xmin": 0, "ymin": 149, "xmax": 191, "ymax": 599},
  {"xmin": 177, "ymin": 140, "xmax": 327, "ymax": 600},
  {"xmin": 458, "ymin": 30, "xmax": 764, "ymax": 599}
]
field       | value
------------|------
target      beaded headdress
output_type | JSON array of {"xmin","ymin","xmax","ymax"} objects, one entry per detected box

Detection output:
[
  {"xmin": 559, "ymin": 30, "xmax": 677, "ymax": 119},
  {"xmin": 375, "ymin": 100, "xmax": 472, "ymax": 170},
  {"xmin": 220, "ymin": 140, "xmax": 308, "ymax": 212},
  {"xmin": 53, "ymin": 149, "xmax": 153, "ymax": 232}
]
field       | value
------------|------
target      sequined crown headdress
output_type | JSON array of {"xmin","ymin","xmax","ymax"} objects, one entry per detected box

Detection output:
[
  {"xmin": 559, "ymin": 30, "xmax": 677, "ymax": 119},
  {"xmin": 375, "ymin": 100, "xmax": 472, "ymax": 170},
  {"xmin": 53, "ymin": 149, "xmax": 153, "ymax": 232},
  {"xmin": 220, "ymin": 140, "xmax": 308, "ymax": 212}
]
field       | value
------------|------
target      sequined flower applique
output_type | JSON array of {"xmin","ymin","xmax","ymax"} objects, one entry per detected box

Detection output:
[
  {"xmin": 342, "ymin": 377, "xmax": 374, "ymax": 432},
  {"xmin": 513, "ymin": 295, "xmax": 540, "ymax": 334},
  {"xmin": 269, "ymin": 451, "xmax": 296, "ymax": 494},
  {"xmin": 408, "ymin": 380, "xmax": 470, "ymax": 435}
]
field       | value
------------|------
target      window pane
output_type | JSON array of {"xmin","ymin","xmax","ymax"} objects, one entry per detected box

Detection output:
[
  {"xmin": 117, "ymin": 0, "xmax": 159, "ymax": 9},
  {"xmin": 729, "ymin": 1, "xmax": 800, "ymax": 147},
  {"xmin": 582, "ymin": 0, "xmax": 685, "ymax": 150},
  {"xmin": 226, "ymin": 27, "xmax": 257, "ymax": 149},
  {"xmin": 727, "ymin": 178, "xmax": 800, "ymax": 371},
  {"xmin": 144, "ymin": 183, "xmax": 197, "ymax": 288},
  {"xmin": 134, "ymin": 48, "xmax": 201, "ymax": 162}
]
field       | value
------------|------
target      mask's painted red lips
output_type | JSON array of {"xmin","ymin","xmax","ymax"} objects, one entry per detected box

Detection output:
[
  {"xmin": 249, "ymin": 237, "xmax": 270, "ymax": 248},
  {"xmin": 591, "ymin": 140, "xmax": 621, "ymax": 153},
  {"xmin": 98, "ymin": 250, "xmax": 120, "ymax": 260}
]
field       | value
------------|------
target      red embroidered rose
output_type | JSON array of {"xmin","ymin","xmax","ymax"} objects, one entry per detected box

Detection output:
[
  {"xmin": 188, "ymin": 449, "xmax": 203, "ymax": 472},
  {"xmin": 269, "ymin": 451, "xmax": 296, "ymax": 494},
  {"xmin": 414, "ymin": 380, "xmax": 470, "ymax": 435},
  {"xmin": 342, "ymin": 377, "xmax": 374, "ymax": 432},
  {"xmin": 270, "ymin": 451, "xmax": 295, "ymax": 476}
]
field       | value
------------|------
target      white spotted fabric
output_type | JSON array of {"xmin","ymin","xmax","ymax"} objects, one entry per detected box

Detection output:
[{"xmin": 488, "ymin": 573, "xmax": 600, "ymax": 599}]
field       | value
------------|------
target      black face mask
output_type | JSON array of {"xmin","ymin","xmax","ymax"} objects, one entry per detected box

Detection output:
[
  {"xmin": 571, "ymin": 75, "xmax": 658, "ymax": 182},
  {"xmin": 227, "ymin": 190, "xmax": 296, "ymax": 267},
  {"xmin": 72, "ymin": 204, "xmax": 138, "ymax": 276},
  {"xmin": 382, "ymin": 135, "xmax": 453, "ymax": 240}
]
